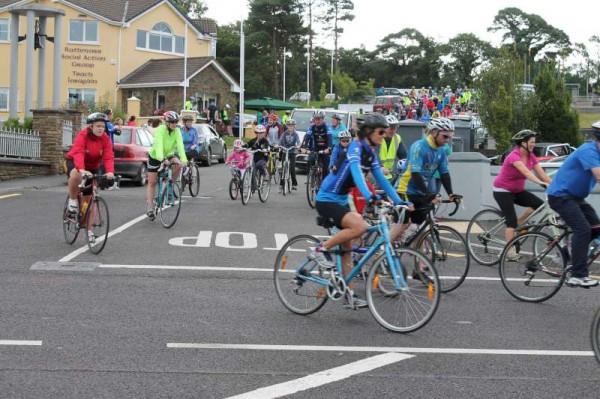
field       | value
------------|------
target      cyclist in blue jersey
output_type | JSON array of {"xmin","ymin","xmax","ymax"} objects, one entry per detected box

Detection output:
[
  {"xmin": 300, "ymin": 110, "xmax": 333, "ymax": 179},
  {"xmin": 330, "ymin": 114, "xmax": 347, "ymax": 147},
  {"xmin": 312, "ymin": 113, "xmax": 412, "ymax": 309}
]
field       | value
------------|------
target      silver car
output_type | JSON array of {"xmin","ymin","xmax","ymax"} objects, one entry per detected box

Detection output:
[{"xmin": 192, "ymin": 124, "xmax": 227, "ymax": 167}]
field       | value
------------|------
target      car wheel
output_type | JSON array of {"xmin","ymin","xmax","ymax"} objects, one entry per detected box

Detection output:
[
  {"xmin": 135, "ymin": 163, "xmax": 148, "ymax": 186},
  {"xmin": 218, "ymin": 145, "xmax": 227, "ymax": 164},
  {"xmin": 205, "ymin": 149, "xmax": 212, "ymax": 167}
]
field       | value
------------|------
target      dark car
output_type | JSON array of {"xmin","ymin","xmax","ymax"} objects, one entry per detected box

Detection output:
[
  {"xmin": 372, "ymin": 95, "xmax": 403, "ymax": 115},
  {"xmin": 112, "ymin": 126, "xmax": 154, "ymax": 186},
  {"xmin": 192, "ymin": 123, "xmax": 227, "ymax": 166}
]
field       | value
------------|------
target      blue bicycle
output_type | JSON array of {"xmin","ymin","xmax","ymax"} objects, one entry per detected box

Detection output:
[
  {"xmin": 152, "ymin": 164, "xmax": 181, "ymax": 228},
  {"xmin": 274, "ymin": 204, "xmax": 440, "ymax": 333}
]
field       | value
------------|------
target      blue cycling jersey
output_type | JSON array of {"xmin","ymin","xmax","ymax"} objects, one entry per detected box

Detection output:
[{"xmin": 397, "ymin": 136, "xmax": 449, "ymax": 196}]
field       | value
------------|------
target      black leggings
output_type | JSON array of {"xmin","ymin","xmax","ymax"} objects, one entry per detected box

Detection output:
[{"xmin": 493, "ymin": 190, "xmax": 543, "ymax": 228}]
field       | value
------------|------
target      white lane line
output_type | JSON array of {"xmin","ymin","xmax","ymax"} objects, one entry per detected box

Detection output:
[
  {"xmin": 167, "ymin": 342, "xmax": 594, "ymax": 357},
  {"xmin": 0, "ymin": 340, "xmax": 42, "ymax": 346},
  {"xmin": 0, "ymin": 193, "xmax": 22, "ymax": 200},
  {"xmin": 99, "ymin": 264, "xmax": 272, "ymax": 272},
  {"xmin": 224, "ymin": 352, "xmax": 413, "ymax": 399},
  {"xmin": 59, "ymin": 214, "xmax": 147, "ymax": 262}
]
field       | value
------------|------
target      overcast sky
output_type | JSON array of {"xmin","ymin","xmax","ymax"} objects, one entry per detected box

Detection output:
[{"xmin": 203, "ymin": 0, "xmax": 598, "ymax": 63}]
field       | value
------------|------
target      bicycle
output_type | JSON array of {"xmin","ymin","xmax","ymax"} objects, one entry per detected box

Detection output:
[
  {"xmin": 274, "ymin": 203, "xmax": 440, "ymax": 333},
  {"xmin": 180, "ymin": 159, "xmax": 200, "ymax": 198},
  {"xmin": 62, "ymin": 173, "xmax": 112, "ymax": 254},
  {"xmin": 394, "ymin": 195, "xmax": 469, "ymax": 293},
  {"xmin": 304, "ymin": 149, "xmax": 326, "ymax": 209},
  {"xmin": 266, "ymin": 147, "xmax": 281, "ymax": 185},
  {"xmin": 498, "ymin": 219, "xmax": 600, "ymax": 302},
  {"xmin": 466, "ymin": 198, "xmax": 561, "ymax": 266},
  {"xmin": 278, "ymin": 146, "xmax": 297, "ymax": 196},
  {"xmin": 228, "ymin": 160, "xmax": 246, "ymax": 200},
  {"xmin": 591, "ymin": 306, "xmax": 600, "ymax": 363},
  {"xmin": 241, "ymin": 150, "xmax": 271, "ymax": 205},
  {"xmin": 152, "ymin": 164, "xmax": 182, "ymax": 228}
]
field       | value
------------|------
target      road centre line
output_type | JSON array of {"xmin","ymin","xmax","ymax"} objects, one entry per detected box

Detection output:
[
  {"xmin": 0, "ymin": 193, "xmax": 22, "ymax": 200},
  {"xmin": 0, "ymin": 340, "xmax": 42, "ymax": 346},
  {"xmin": 224, "ymin": 352, "xmax": 413, "ymax": 399},
  {"xmin": 59, "ymin": 214, "xmax": 147, "ymax": 262},
  {"xmin": 167, "ymin": 342, "xmax": 594, "ymax": 357}
]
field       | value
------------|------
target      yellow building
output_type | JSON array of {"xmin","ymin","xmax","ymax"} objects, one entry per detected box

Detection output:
[{"xmin": 0, "ymin": 0, "xmax": 239, "ymax": 119}]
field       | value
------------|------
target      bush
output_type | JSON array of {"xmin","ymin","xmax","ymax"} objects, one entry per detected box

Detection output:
[{"xmin": 0, "ymin": 116, "xmax": 33, "ymax": 131}]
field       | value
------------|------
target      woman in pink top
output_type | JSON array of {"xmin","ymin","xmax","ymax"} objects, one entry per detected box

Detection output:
[{"xmin": 493, "ymin": 130, "xmax": 552, "ymax": 259}]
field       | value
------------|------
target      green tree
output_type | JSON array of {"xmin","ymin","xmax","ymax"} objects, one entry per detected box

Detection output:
[
  {"xmin": 171, "ymin": 0, "xmax": 208, "ymax": 17},
  {"xmin": 319, "ymin": 82, "xmax": 328, "ymax": 102},
  {"xmin": 322, "ymin": 0, "xmax": 354, "ymax": 74},
  {"xmin": 489, "ymin": 85, "xmax": 513, "ymax": 153},
  {"xmin": 331, "ymin": 72, "xmax": 357, "ymax": 101},
  {"xmin": 216, "ymin": 22, "xmax": 241, "ymax": 80},
  {"xmin": 439, "ymin": 33, "xmax": 495, "ymax": 88},
  {"xmin": 534, "ymin": 65, "xmax": 580, "ymax": 145}
]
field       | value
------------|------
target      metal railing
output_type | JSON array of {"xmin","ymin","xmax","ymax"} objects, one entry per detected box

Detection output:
[
  {"xmin": 62, "ymin": 120, "xmax": 73, "ymax": 148},
  {"xmin": 0, "ymin": 126, "xmax": 41, "ymax": 159}
]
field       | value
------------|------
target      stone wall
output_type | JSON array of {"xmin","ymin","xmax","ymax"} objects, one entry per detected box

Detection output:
[{"xmin": 0, "ymin": 159, "xmax": 52, "ymax": 181}]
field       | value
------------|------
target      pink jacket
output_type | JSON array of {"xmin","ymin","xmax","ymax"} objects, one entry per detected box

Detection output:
[{"xmin": 226, "ymin": 150, "xmax": 251, "ymax": 169}]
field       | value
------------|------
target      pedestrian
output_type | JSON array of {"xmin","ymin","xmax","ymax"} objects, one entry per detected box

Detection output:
[{"xmin": 127, "ymin": 115, "xmax": 137, "ymax": 127}]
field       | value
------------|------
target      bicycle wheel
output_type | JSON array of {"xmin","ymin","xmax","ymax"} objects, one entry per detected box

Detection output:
[
  {"xmin": 466, "ymin": 208, "xmax": 506, "ymax": 266},
  {"xmin": 366, "ymin": 248, "xmax": 440, "ymax": 333},
  {"xmin": 591, "ymin": 306, "xmax": 600, "ymax": 364},
  {"xmin": 85, "ymin": 196, "xmax": 110, "ymax": 254},
  {"xmin": 188, "ymin": 164, "xmax": 200, "ymax": 197},
  {"xmin": 274, "ymin": 234, "xmax": 329, "ymax": 315},
  {"xmin": 62, "ymin": 196, "xmax": 80, "ymax": 244},
  {"xmin": 499, "ymin": 231, "xmax": 566, "ymax": 303},
  {"xmin": 281, "ymin": 162, "xmax": 289, "ymax": 196},
  {"xmin": 159, "ymin": 182, "xmax": 181, "ymax": 228},
  {"xmin": 241, "ymin": 168, "xmax": 253, "ymax": 205},
  {"xmin": 416, "ymin": 225, "xmax": 470, "ymax": 293},
  {"xmin": 306, "ymin": 169, "xmax": 317, "ymax": 208},
  {"xmin": 229, "ymin": 177, "xmax": 239, "ymax": 200},
  {"xmin": 258, "ymin": 172, "xmax": 271, "ymax": 202},
  {"xmin": 272, "ymin": 159, "xmax": 281, "ymax": 185}
]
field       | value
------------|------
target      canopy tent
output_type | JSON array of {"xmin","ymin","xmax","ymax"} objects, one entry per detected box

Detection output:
[{"xmin": 244, "ymin": 97, "xmax": 299, "ymax": 110}]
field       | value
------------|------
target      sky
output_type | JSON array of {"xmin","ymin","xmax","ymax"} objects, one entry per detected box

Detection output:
[{"xmin": 202, "ymin": 0, "xmax": 599, "ymax": 64}]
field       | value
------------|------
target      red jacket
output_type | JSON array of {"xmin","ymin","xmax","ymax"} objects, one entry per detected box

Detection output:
[{"xmin": 66, "ymin": 128, "xmax": 114, "ymax": 173}]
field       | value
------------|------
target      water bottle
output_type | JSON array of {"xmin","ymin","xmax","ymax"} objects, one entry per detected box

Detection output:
[
  {"xmin": 80, "ymin": 198, "xmax": 89, "ymax": 214},
  {"xmin": 588, "ymin": 237, "xmax": 600, "ymax": 258}
]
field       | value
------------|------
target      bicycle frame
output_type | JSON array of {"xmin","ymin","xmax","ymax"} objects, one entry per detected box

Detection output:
[{"xmin": 156, "ymin": 166, "xmax": 175, "ymax": 206}]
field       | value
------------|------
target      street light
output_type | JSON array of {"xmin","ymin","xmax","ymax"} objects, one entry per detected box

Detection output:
[
  {"xmin": 282, "ymin": 47, "xmax": 292, "ymax": 101},
  {"xmin": 330, "ymin": 49, "xmax": 334, "ymax": 95}
]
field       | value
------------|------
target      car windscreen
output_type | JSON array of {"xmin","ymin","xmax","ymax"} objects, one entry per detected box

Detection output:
[{"xmin": 113, "ymin": 129, "xmax": 132, "ymax": 144}]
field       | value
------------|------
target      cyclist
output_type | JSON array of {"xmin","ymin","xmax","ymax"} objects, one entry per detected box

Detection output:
[
  {"xmin": 180, "ymin": 115, "xmax": 199, "ymax": 173},
  {"xmin": 226, "ymin": 139, "xmax": 251, "ymax": 179},
  {"xmin": 301, "ymin": 110, "xmax": 333, "ymax": 179},
  {"xmin": 313, "ymin": 113, "xmax": 411, "ymax": 309},
  {"xmin": 65, "ymin": 112, "xmax": 115, "ymax": 238},
  {"xmin": 330, "ymin": 114, "xmax": 347, "ymax": 147},
  {"xmin": 546, "ymin": 121, "xmax": 600, "ymax": 288},
  {"xmin": 493, "ymin": 130, "xmax": 552, "ymax": 260},
  {"xmin": 278, "ymin": 118, "xmax": 301, "ymax": 192},
  {"xmin": 395, "ymin": 117, "xmax": 460, "ymax": 239},
  {"xmin": 244, "ymin": 124, "xmax": 271, "ymax": 178},
  {"xmin": 145, "ymin": 111, "xmax": 187, "ymax": 220},
  {"xmin": 378, "ymin": 114, "xmax": 407, "ymax": 183},
  {"xmin": 266, "ymin": 114, "xmax": 284, "ymax": 145},
  {"xmin": 328, "ymin": 130, "xmax": 352, "ymax": 174}
]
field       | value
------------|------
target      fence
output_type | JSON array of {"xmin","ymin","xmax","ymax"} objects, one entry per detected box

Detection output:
[
  {"xmin": 62, "ymin": 120, "xmax": 73, "ymax": 148},
  {"xmin": 0, "ymin": 126, "xmax": 41, "ymax": 159}
]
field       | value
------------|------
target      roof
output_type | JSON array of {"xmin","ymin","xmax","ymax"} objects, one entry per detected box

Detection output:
[{"xmin": 191, "ymin": 18, "xmax": 217, "ymax": 35}]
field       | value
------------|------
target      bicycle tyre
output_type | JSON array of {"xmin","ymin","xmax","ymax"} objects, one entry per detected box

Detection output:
[
  {"xmin": 272, "ymin": 159, "xmax": 281, "ymax": 185},
  {"xmin": 258, "ymin": 173, "xmax": 271, "ymax": 203},
  {"xmin": 159, "ymin": 182, "xmax": 181, "ymax": 229},
  {"xmin": 499, "ymin": 231, "xmax": 566, "ymax": 303},
  {"xmin": 86, "ymin": 196, "xmax": 110, "ymax": 254},
  {"xmin": 416, "ymin": 225, "xmax": 470, "ymax": 293},
  {"xmin": 62, "ymin": 196, "xmax": 80, "ymax": 245},
  {"xmin": 466, "ymin": 208, "xmax": 506, "ymax": 266},
  {"xmin": 591, "ymin": 306, "xmax": 600, "ymax": 364},
  {"xmin": 241, "ymin": 168, "xmax": 253, "ymax": 205},
  {"xmin": 281, "ymin": 162, "xmax": 289, "ymax": 196},
  {"xmin": 306, "ymin": 169, "xmax": 317, "ymax": 208},
  {"xmin": 188, "ymin": 164, "xmax": 200, "ymax": 197},
  {"xmin": 229, "ymin": 177, "xmax": 239, "ymax": 200},
  {"xmin": 274, "ymin": 234, "xmax": 328, "ymax": 315},
  {"xmin": 366, "ymin": 248, "xmax": 440, "ymax": 333}
]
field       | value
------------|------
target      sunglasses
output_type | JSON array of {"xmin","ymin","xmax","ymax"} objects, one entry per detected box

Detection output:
[{"xmin": 374, "ymin": 129, "xmax": 386, "ymax": 136}]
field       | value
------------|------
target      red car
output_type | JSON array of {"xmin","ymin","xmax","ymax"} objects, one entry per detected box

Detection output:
[
  {"xmin": 372, "ymin": 95, "xmax": 403, "ymax": 115},
  {"xmin": 112, "ymin": 126, "xmax": 154, "ymax": 186}
]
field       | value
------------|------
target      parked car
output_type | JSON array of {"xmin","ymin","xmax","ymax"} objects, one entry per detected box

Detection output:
[
  {"xmin": 289, "ymin": 92, "xmax": 311, "ymax": 102},
  {"xmin": 539, "ymin": 155, "xmax": 568, "ymax": 178},
  {"xmin": 532, "ymin": 142, "xmax": 576, "ymax": 161},
  {"xmin": 372, "ymin": 95, "xmax": 403, "ymax": 115},
  {"xmin": 192, "ymin": 123, "xmax": 227, "ymax": 166},
  {"xmin": 290, "ymin": 108, "xmax": 357, "ymax": 173},
  {"xmin": 380, "ymin": 87, "xmax": 405, "ymax": 96},
  {"xmin": 112, "ymin": 126, "xmax": 154, "ymax": 186}
]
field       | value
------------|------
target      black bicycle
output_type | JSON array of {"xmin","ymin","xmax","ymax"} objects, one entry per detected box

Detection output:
[
  {"xmin": 305, "ymin": 149, "xmax": 326, "ymax": 209},
  {"xmin": 228, "ymin": 160, "xmax": 245, "ymax": 200},
  {"xmin": 180, "ymin": 159, "xmax": 200, "ymax": 197}
]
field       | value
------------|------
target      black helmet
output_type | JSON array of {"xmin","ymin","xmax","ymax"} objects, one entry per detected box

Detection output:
[
  {"xmin": 356, "ymin": 113, "xmax": 388, "ymax": 137},
  {"xmin": 591, "ymin": 120, "xmax": 600, "ymax": 140},
  {"xmin": 86, "ymin": 112, "xmax": 108, "ymax": 125},
  {"xmin": 511, "ymin": 129, "xmax": 538, "ymax": 146}
]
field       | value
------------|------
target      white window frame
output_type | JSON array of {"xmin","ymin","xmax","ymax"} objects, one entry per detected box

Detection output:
[
  {"xmin": 68, "ymin": 19, "xmax": 99, "ymax": 44},
  {"xmin": 0, "ymin": 18, "xmax": 9, "ymax": 42},
  {"xmin": 67, "ymin": 88, "xmax": 97, "ymax": 107},
  {"xmin": 156, "ymin": 90, "xmax": 166, "ymax": 111},
  {"xmin": 136, "ymin": 22, "xmax": 185, "ymax": 55},
  {"xmin": 0, "ymin": 87, "xmax": 9, "ymax": 111}
]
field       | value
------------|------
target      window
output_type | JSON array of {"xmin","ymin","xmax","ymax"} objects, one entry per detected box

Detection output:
[
  {"xmin": 156, "ymin": 90, "xmax": 166, "ymax": 111},
  {"xmin": 0, "ymin": 19, "xmax": 9, "ymax": 42},
  {"xmin": 68, "ymin": 88, "xmax": 97, "ymax": 107},
  {"xmin": 69, "ymin": 20, "xmax": 98, "ymax": 43},
  {"xmin": 0, "ymin": 88, "xmax": 8, "ymax": 110},
  {"xmin": 136, "ymin": 22, "xmax": 184, "ymax": 55},
  {"xmin": 113, "ymin": 129, "xmax": 131, "ymax": 144},
  {"xmin": 136, "ymin": 128, "xmax": 153, "ymax": 147}
]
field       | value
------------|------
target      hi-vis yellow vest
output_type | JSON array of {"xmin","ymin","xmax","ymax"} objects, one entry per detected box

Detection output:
[{"xmin": 379, "ymin": 133, "xmax": 401, "ymax": 173}]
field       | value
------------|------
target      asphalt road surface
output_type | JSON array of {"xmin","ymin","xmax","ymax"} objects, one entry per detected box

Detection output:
[{"xmin": 0, "ymin": 163, "xmax": 598, "ymax": 398}]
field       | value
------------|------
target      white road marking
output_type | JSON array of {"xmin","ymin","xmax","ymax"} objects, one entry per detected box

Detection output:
[
  {"xmin": 0, "ymin": 340, "xmax": 42, "ymax": 346},
  {"xmin": 59, "ymin": 214, "xmax": 147, "ymax": 262},
  {"xmin": 0, "ymin": 193, "xmax": 22, "ymax": 200},
  {"xmin": 224, "ymin": 352, "xmax": 413, "ymax": 399},
  {"xmin": 167, "ymin": 342, "xmax": 594, "ymax": 357}
]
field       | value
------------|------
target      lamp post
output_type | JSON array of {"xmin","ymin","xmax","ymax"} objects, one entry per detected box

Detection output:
[
  {"xmin": 330, "ymin": 49, "xmax": 334, "ymax": 95},
  {"xmin": 306, "ymin": 36, "xmax": 310, "ymax": 106},
  {"xmin": 282, "ymin": 47, "xmax": 292, "ymax": 101}
]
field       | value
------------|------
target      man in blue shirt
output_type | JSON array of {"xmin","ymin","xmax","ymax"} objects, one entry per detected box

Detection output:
[
  {"xmin": 546, "ymin": 121, "xmax": 600, "ymax": 288},
  {"xmin": 300, "ymin": 110, "xmax": 333, "ymax": 179}
]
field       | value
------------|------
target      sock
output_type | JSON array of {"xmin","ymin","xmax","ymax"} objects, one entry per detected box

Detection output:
[{"xmin": 68, "ymin": 198, "xmax": 78, "ymax": 207}]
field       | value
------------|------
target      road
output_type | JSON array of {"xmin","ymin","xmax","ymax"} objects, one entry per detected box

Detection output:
[{"xmin": 0, "ymin": 164, "xmax": 598, "ymax": 398}]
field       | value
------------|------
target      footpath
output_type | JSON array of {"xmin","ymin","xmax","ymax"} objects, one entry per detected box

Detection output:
[{"xmin": 0, "ymin": 174, "xmax": 66, "ymax": 195}]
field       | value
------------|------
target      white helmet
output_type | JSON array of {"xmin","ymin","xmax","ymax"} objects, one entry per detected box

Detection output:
[
  {"xmin": 385, "ymin": 114, "xmax": 399, "ymax": 126},
  {"xmin": 427, "ymin": 117, "xmax": 455, "ymax": 133},
  {"xmin": 338, "ymin": 130, "xmax": 352, "ymax": 139}
]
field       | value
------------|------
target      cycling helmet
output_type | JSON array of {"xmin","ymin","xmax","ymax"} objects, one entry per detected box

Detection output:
[
  {"xmin": 385, "ymin": 114, "xmax": 399, "ymax": 126},
  {"xmin": 511, "ymin": 129, "xmax": 538, "ymax": 145},
  {"xmin": 163, "ymin": 111, "xmax": 180, "ymax": 123},
  {"xmin": 313, "ymin": 110, "xmax": 325, "ymax": 119},
  {"xmin": 427, "ymin": 117, "xmax": 455, "ymax": 132},
  {"xmin": 338, "ymin": 130, "xmax": 352, "ymax": 139},
  {"xmin": 233, "ymin": 139, "xmax": 244, "ymax": 148},
  {"xmin": 357, "ymin": 113, "xmax": 389, "ymax": 132},
  {"xmin": 225, "ymin": 104, "xmax": 231, "ymax": 109},
  {"xmin": 86, "ymin": 112, "xmax": 109, "ymax": 125},
  {"xmin": 591, "ymin": 120, "xmax": 600, "ymax": 140},
  {"xmin": 286, "ymin": 118, "xmax": 296, "ymax": 125},
  {"xmin": 181, "ymin": 114, "xmax": 194, "ymax": 122},
  {"xmin": 254, "ymin": 124, "xmax": 266, "ymax": 134}
]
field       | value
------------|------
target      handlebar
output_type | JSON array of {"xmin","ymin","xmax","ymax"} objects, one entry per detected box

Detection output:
[
  {"xmin": 78, "ymin": 173, "xmax": 118, "ymax": 188},
  {"xmin": 437, "ymin": 194, "xmax": 463, "ymax": 217}
]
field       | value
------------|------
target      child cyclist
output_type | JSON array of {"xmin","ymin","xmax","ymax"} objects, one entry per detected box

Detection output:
[
  {"xmin": 244, "ymin": 124, "xmax": 271, "ymax": 177},
  {"xmin": 226, "ymin": 139, "xmax": 251, "ymax": 179},
  {"xmin": 328, "ymin": 130, "xmax": 352, "ymax": 174}
]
